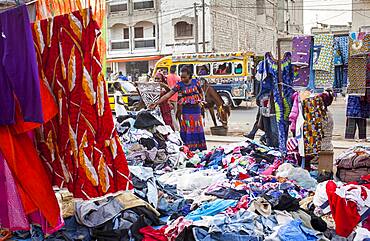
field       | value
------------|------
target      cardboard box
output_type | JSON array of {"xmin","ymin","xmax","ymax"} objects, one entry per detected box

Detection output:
[{"xmin": 318, "ymin": 151, "xmax": 334, "ymax": 172}]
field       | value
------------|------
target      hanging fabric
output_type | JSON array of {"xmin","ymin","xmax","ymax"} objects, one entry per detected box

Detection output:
[
  {"xmin": 348, "ymin": 56, "xmax": 367, "ymax": 96},
  {"xmin": 34, "ymin": 0, "xmax": 107, "ymax": 71},
  {"xmin": 292, "ymin": 35, "xmax": 312, "ymax": 87},
  {"xmin": 313, "ymin": 34, "xmax": 335, "ymax": 89},
  {"xmin": 302, "ymin": 95, "xmax": 327, "ymax": 156},
  {"xmin": 0, "ymin": 4, "xmax": 61, "ymax": 229},
  {"xmin": 0, "ymin": 4, "xmax": 43, "ymax": 125},
  {"xmin": 33, "ymin": 8, "xmax": 132, "ymax": 199},
  {"xmin": 264, "ymin": 52, "xmax": 294, "ymax": 154},
  {"xmin": 349, "ymin": 32, "xmax": 370, "ymax": 57}
]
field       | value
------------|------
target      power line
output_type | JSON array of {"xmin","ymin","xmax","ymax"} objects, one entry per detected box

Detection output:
[{"xmin": 211, "ymin": 4, "xmax": 370, "ymax": 11}]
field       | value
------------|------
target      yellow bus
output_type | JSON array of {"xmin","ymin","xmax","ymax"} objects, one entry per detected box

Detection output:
[{"xmin": 153, "ymin": 52, "xmax": 255, "ymax": 107}]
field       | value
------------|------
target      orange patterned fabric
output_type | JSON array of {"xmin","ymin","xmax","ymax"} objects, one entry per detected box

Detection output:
[{"xmin": 32, "ymin": 8, "xmax": 131, "ymax": 199}]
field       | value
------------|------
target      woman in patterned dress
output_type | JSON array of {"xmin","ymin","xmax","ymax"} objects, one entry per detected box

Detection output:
[{"xmin": 150, "ymin": 67, "xmax": 207, "ymax": 151}]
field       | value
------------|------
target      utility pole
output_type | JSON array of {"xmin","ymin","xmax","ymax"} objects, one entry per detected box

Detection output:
[
  {"xmin": 194, "ymin": 2, "xmax": 199, "ymax": 53},
  {"xmin": 202, "ymin": 0, "xmax": 206, "ymax": 52}
]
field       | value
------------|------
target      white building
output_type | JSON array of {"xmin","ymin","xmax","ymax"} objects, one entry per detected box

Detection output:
[
  {"xmin": 106, "ymin": 0, "xmax": 304, "ymax": 77},
  {"xmin": 352, "ymin": 0, "xmax": 370, "ymax": 32},
  {"xmin": 107, "ymin": 0, "xmax": 161, "ymax": 79}
]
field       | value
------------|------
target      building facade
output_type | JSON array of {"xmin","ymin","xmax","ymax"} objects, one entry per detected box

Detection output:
[
  {"xmin": 352, "ymin": 0, "xmax": 370, "ymax": 32},
  {"xmin": 107, "ymin": 0, "xmax": 303, "ymax": 77}
]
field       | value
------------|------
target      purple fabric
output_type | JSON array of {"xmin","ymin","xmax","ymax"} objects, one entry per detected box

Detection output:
[
  {"xmin": 0, "ymin": 5, "xmax": 43, "ymax": 125},
  {"xmin": 292, "ymin": 36, "xmax": 312, "ymax": 87},
  {"xmin": 0, "ymin": 152, "xmax": 29, "ymax": 231},
  {"xmin": 293, "ymin": 66, "xmax": 310, "ymax": 87},
  {"xmin": 292, "ymin": 36, "xmax": 312, "ymax": 65}
]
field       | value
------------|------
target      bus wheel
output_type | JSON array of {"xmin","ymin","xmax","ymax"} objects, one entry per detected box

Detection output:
[{"xmin": 220, "ymin": 93, "xmax": 232, "ymax": 107}]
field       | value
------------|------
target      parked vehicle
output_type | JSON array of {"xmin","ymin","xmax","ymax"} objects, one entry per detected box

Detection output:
[
  {"xmin": 106, "ymin": 80, "xmax": 142, "ymax": 112},
  {"xmin": 153, "ymin": 52, "xmax": 255, "ymax": 107}
]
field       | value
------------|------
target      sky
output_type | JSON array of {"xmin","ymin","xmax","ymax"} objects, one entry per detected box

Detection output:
[{"xmin": 303, "ymin": 0, "xmax": 352, "ymax": 33}]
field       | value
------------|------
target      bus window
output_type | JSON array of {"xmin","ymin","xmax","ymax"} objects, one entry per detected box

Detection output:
[
  {"xmin": 178, "ymin": 64, "xmax": 194, "ymax": 76},
  {"xmin": 213, "ymin": 62, "xmax": 232, "ymax": 75},
  {"xmin": 196, "ymin": 64, "xmax": 210, "ymax": 76},
  {"xmin": 170, "ymin": 65, "xmax": 177, "ymax": 74},
  {"xmin": 234, "ymin": 62, "xmax": 243, "ymax": 75}
]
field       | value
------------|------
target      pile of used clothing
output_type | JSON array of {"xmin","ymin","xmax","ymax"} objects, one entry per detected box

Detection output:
[
  {"xmin": 117, "ymin": 110, "xmax": 184, "ymax": 172},
  {"xmin": 335, "ymin": 145, "xmax": 370, "ymax": 183},
  {"xmin": 2, "ymin": 141, "xmax": 370, "ymax": 241}
]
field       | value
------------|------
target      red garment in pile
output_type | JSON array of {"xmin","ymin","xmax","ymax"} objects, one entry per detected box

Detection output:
[
  {"xmin": 326, "ymin": 181, "xmax": 361, "ymax": 237},
  {"xmin": 139, "ymin": 226, "xmax": 168, "ymax": 241},
  {"xmin": 32, "ymin": 9, "xmax": 131, "ymax": 199}
]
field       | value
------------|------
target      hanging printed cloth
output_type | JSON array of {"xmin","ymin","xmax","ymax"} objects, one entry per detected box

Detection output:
[
  {"xmin": 302, "ymin": 95, "xmax": 327, "ymax": 156},
  {"xmin": 265, "ymin": 52, "xmax": 294, "ymax": 154},
  {"xmin": 292, "ymin": 36, "xmax": 312, "ymax": 87},
  {"xmin": 347, "ymin": 56, "xmax": 367, "ymax": 96},
  {"xmin": 35, "ymin": 0, "xmax": 107, "ymax": 71},
  {"xmin": 349, "ymin": 32, "xmax": 370, "ymax": 57},
  {"xmin": 32, "ymin": 8, "xmax": 132, "ymax": 199},
  {"xmin": 313, "ymin": 34, "xmax": 335, "ymax": 89}
]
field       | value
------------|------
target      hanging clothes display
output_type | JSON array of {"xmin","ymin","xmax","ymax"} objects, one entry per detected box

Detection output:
[
  {"xmin": 292, "ymin": 36, "xmax": 312, "ymax": 87},
  {"xmin": 333, "ymin": 36, "xmax": 349, "ymax": 92},
  {"xmin": 349, "ymin": 32, "xmax": 370, "ymax": 57},
  {"xmin": 302, "ymin": 95, "xmax": 327, "ymax": 156},
  {"xmin": 33, "ymin": 8, "xmax": 132, "ymax": 199},
  {"xmin": 0, "ymin": 4, "xmax": 61, "ymax": 230},
  {"xmin": 0, "ymin": 5, "xmax": 43, "ymax": 125},
  {"xmin": 313, "ymin": 34, "xmax": 335, "ymax": 89},
  {"xmin": 264, "ymin": 52, "xmax": 294, "ymax": 153},
  {"xmin": 348, "ymin": 56, "xmax": 367, "ymax": 96}
]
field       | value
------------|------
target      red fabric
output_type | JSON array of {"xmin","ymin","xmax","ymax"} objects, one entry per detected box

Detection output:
[
  {"xmin": 12, "ymin": 78, "xmax": 58, "ymax": 134},
  {"xmin": 0, "ymin": 127, "xmax": 60, "ymax": 227},
  {"xmin": 326, "ymin": 181, "xmax": 361, "ymax": 237},
  {"xmin": 159, "ymin": 101, "xmax": 173, "ymax": 128},
  {"xmin": 167, "ymin": 73, "xmax": 180, "ymax": 102},
  {"xmin": 32, "ymin": 9, "xmax": 132, "ymax": 199},
  {"xmin": 139, "ymin": 226, "xmax": 168, "ymax": 241}
]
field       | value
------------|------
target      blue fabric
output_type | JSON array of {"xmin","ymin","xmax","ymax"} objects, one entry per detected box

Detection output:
[
  {"xmin": 278, "ymin": 220, "xmax": 318, "ymax": 241},
  {"xmin": 308, "ymin": 44, "xmax": 316, "ymax": 90},
  {"xmin": 180, "ymin": 104, "xmax": 207, "ymax": 151},
  {"xmin": 333, "ymin": 66, "xmax": 344, "ymax": 90},
  {"xmin": 264, "ymin": 52, "xmax": 294, "ymax": 154},
  {"xmin": 193, "ymin": 227, "xmax": 262, "ymax": 241},
  {"xmin": 186, "ymin": 199, "xmax": 237, "ymax": 221},
  {"xmin": 346, "ymin": 96, "xmax": 370, "ymax": 118}
]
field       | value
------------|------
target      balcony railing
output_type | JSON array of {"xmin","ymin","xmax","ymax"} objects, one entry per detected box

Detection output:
[
  {"xmin": 134, "ymin": 37, "xmax": 156, "ymax": 49},
  {"xmin": 111, "ymin": 40, "xmax": 129, "ymax": 50}
]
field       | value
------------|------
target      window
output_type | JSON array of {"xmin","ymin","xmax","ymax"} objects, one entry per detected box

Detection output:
[
  {"xmin": 178, "ymin": 64, "xmax": 194, "ymax": 76},
  {"xmin": 123, "ymin": 28, "xmax": 129, "ymax": 39},
  {"xmin": 256, "ymin": 0, "xmax": 265, "ymax": 15},
  {"xmin": 110, "ymin": 0, "xmax": 128, "ymax": 12},
  {"xmin": 134, "ymin": 27, "xmax": 144, "ymax": 38},
  {"xmin": 133, "ymin": 0, "xmax": 154, "ymax": 10},
  {"xmin": 175, "ymin": 22, "xmax": 193, "ymax": 38},
  {"xmin": 196, "ymin": 64, "xmax": 210, "ymax": 76},
  {"xmin": 234, "ymin": 62, "xmax": 243, "ymax": 75},
  {"xmin": 213, "ymin": 62, "xmax": 232, "ymax": 75}
]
